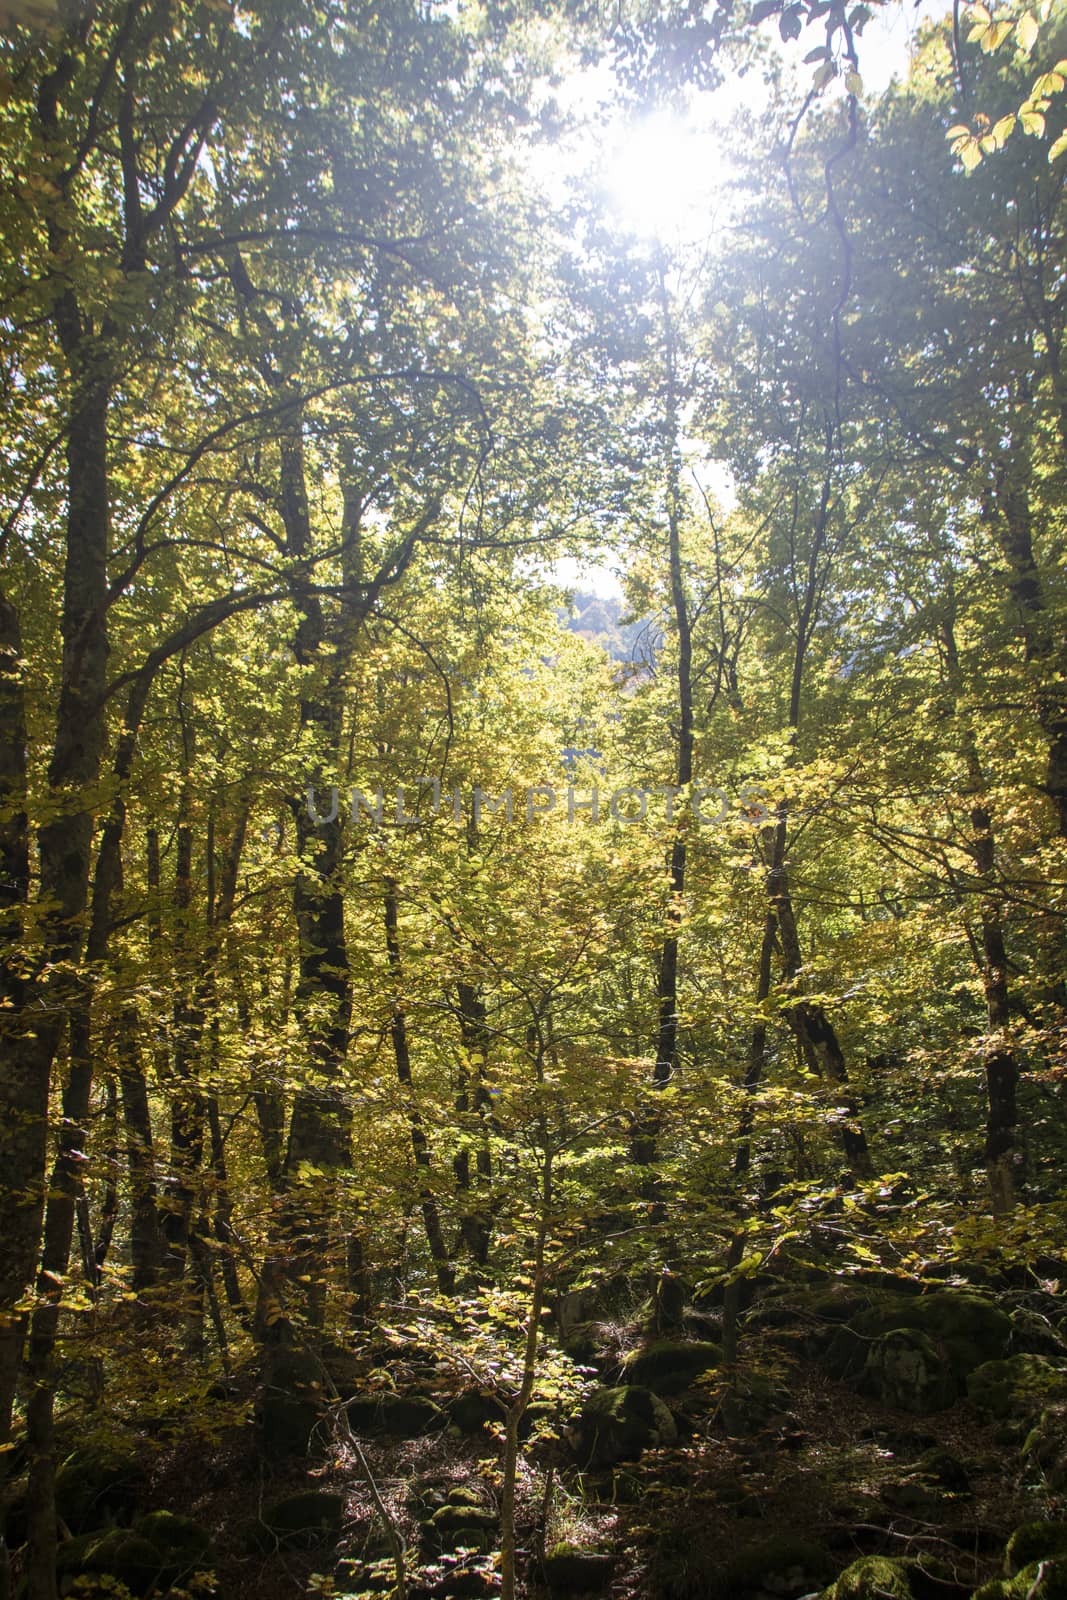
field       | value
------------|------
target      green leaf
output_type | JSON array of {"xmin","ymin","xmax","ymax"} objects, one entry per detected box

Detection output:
[{"xmin": 958, "ymin": 135, "xmax": 984, "ymax": 169}]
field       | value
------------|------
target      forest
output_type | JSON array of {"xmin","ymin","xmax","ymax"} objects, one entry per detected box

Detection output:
[{"xmin": 0, "ymin": 1, "xmax": 1066, "ymax": 1598}]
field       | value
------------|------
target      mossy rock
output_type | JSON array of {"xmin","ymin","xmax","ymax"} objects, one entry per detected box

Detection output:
[
  {"xmin": 426, "ymin": 1566, "xmax": 496, "ymax": 1599},
  {"xmin": 59, "ymin": 1530, "xmax": 163, "ymax": 1597},
  {"xmin": 973, "ymin": 1560, "xmax": 1067, "ymax": 1600},
  {"xmin": 815, "ymin": 1289, "xmax": 1010, "ymax": 1392},
  {"xmin": 132, "ymin": 1511, "xmax": 212, "ymax": 1580},
  {"xmin": 718, "ymin": 1372, "xmax": 792, "ymax": 1436},
  {"xmin": 346, "ymin": 1391, "xmax": 445, "ymax": 1436},
  {"xmin": 709, "ymin": 1535, "xmax": 833, "ymax": 1598},
  {"xmin": 1023, "ymin": 1406, "xmax": 1067, "ymax": 1488},
  {"xmin": 1009, "ymin": 1310, "xmax": 1067, "ymax": 1359},
  {"xmin": 54, "ymin": 1439, "xmax": 147, "ymax": 1534},
  {"xmin": 421, "ymin": 1502, "xmax": 498, "ymax": 1554},
  {"xmin": 863, "ymin": 1329, "xmax": 957, "ymax": 1413},
  {"xmin": 573, "ymin": 1385, "xmax": 677, "ymax": 1468},
  {"xmin": 448, "ymin": 1389, "xmax": 507, "ymax": 1433},
  {"xmin": 56, "ymin": 1534, "xmax": 99, "ymax": 1592},
  {"xmin": 246, "ymin": 1490, "xmax": 345, "ymax": 1552},
  {"xmin": 969, "ymin": 1355, "xmax": 1067, "ymax": 1422},
  {"xmin": 620, "ymin": 1339, "xmax": 720, "ymax": 1395},
  {"xmin": 542, "ymin": 1543, "xmax": 614, "ymax": 1592},
  {"xmin": 900, "ymin": 1291, "xmax": 1011, "ymax": 1373},
  {"xmin": 1005, "ymin": 1524, "xmax": 1067, "ymax": 1576},
  {"xmin": 880, "ymin": 1446, "xmax": 972, "ymax": 1512},
  {"xmin": 821, "ymin": 1555, "xmax": 930, "ymax": 1599}
]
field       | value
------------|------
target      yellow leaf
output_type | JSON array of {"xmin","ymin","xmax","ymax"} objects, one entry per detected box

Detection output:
[
  {"xmin": 1021, "ymin": 108, "xmax": 1046, "ymax": 134},
  {"xmin": 1016, "ymin": 9, "xmax": 1039, "ymax": 52},
  {"xmin": 959, "ymin": 135, "xmax": 984, "ymax": 169},
  {"xmin": 992, "ymin": 112, "xmax": 1017, "ymax": 145},
  {"xmin": 1049, "ymin": 130, "xmax": 1067, "ymax": 160}
]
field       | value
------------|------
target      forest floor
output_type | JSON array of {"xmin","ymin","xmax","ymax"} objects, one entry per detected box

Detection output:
[{"xmin": 127, "ymin": 1313, "xmax": 1051, "ymax": 1600}]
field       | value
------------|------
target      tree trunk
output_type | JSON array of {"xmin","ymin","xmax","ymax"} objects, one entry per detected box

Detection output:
[{"xmin": 384, "ymin": 884, "xmax": 455, "ymax": 1293}]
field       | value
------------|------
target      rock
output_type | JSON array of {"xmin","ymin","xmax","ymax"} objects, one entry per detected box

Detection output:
[
  {"xmin": 968, "ymin": 1355, "xmax": 1067, "ymax": 1423},
  {"xmin": 820, "ymin": 1554, "xmax": 941, "ymax": 1599},
  {"xmin": 57, "ymin": 1531, "xmax": 163, "ymax": 1597},
  {"xmin": 880, "ymin": 1449, "xmax": 971, "ymax": 1514},
  {"xmin": 421, "ymin": 1502, "xmax": 498, "ymax": 1554},
  {"xmin": 572, "ymin": 1385, "xmax": 677, "ymax": 1468},
  {"xmin": 905, "ymin": 1291, "xmax": 1010, "ymax": 1370},
  {"xmin": 54, "ymin": 1439, "xmax": 146, "ymax": 1534},
  {"xmin": 709, "ymin": 1535, "xmax": 833, "ymax": 1598},
  {"xmin": 973, "ymin": 1560, "xmax": 1067, "ymax": 1599},
  {"xmin": 542, "ymin": 1543, "xmax": 615, "ymax": 1592},
  {"xmin": 448, "ymin": 1390, "xmax": 507, "ymax": 1433},
  {"xmin": 620, "ymin": 1338, "xmax": 720, "ymax": 1395},
  {"xmin": 1006, "ymin": 1524, "xmax": 1067, "ymax": 1576},
  {"xmin": 425, "ymin": 1564, "xmax": 496, "ymax": 1598},
  {"xmin": 718, "ymin": 1373, "xmax": 792, "ymax": 1436},
  {"xmin": 863, "ymin": 1329, "xmax": 957, "ymax": 1413},
  {"xmin": 813, "ymin": 1288, "xmax": 1010, "ymax": 1395},
  {"xmin": 1008, "ymin": 1310, "xmax": 1067, "ymax": 1358},
  {"xmin": 556, "ymin": 1287, "xmax": 602, "ymax": 1337},
  {"xmin": 1022, "ymin": 1405, "xmax": 1067, "ymax": 1488},
  {"xmin": 245, "ymin": 1490, "xmax": 345, "ymax": 1551},
  {"xmin": 347, "ymin": 1391, "xmax": 445, "ymax": 1436},
  {"xmin": 131, "ymin": 1512, "xmax": 212, "ymax": 1581}
]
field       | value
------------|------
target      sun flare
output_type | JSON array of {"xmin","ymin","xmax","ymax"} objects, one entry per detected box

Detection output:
[{"xmin": 604, "ymin": 106, "xmax": 726, "ymax": 244}]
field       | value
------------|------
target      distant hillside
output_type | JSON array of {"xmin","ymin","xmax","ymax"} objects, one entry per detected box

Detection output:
[{"xmin": 561, "ymin": 590, "xmax": 659, "ymax": 665}]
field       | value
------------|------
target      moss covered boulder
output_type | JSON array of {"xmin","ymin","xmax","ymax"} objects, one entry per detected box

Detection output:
[
  {"xmin": 245, "ymin": 1490, "xmax": 345, "ymax": 1552},
  {"xmin": 54, "ymin": 1439, "xmax": 147, "ymax": 1533},
  {"xmin": 1006, "ymin": 1523, "xmax": 1067, "ymax": 1576},
  {"xmin": 542, "ymin": 1544, "xmax": 615, "ymax": 1593},
  {"xmin": 448, "ymin": 1389, "xmax": 507, "ymax": 1433},
  {"xmin": 132, "ymin": 1511, "xmax": 212, "ymax": 1581},
  {"xmin": 968, "ymin": 1355, "xmax": 1067, "ymax": 1423},
  {"xmin": 347, "ymin": 1390, "xmax": 445, "ymax": 1436},
  {"xmin": 709, "ymin": 1535, "xmax": 833, "ymax": 1598},
  {"xmin": 421, "ymin": 1493, "xmax": 498, "ymax": 1555},
  {"xmin": 1023, "ymin": 1404, "xmax": 1067, "ymax": 1488},
  {"xmin": 718, "ymin": 1372, "xmax": 793, "ymax": 1435},
  {"xmin": 815, "ymin": 1288, "xmax": 1010, "ymax": 1403},
  {"xmin": 973, "ymin": 1561, "xmax": 1067, "ymax": 1599},
  {"xmin": 620, "ymin": 1339, "xmax": 720, "ymax": 1395},
  {"xmin": 880, "ymin": 1447, "xmax": 972, "ymax": 1512},
  {"xmin": 57, "ymin": 1530, "xmax": 163, "ymax": 1597},
  {"xmin": 863, "ymin": 1329, "xmax": 957, "ymax": 1413},
  {"xmin": 820, "ymin": 1554, "xmax": 952, "ymax": 1599},
  {"xmin": 573, "ymin": 1385, "xmax": 677, "ymax": 1467}
]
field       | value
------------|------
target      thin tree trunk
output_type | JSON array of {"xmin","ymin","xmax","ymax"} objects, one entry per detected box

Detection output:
[
  {"xmin": 454, "ymin": 981, "xmax": 495, "ymax": 1267},
  {"xmin": 384, "ymin": 884, "xmax": 455, "ymax": 1293},
  {"xmin": 942, "ymin": 615, "xmax": 1022, "ymax": 1212}
]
